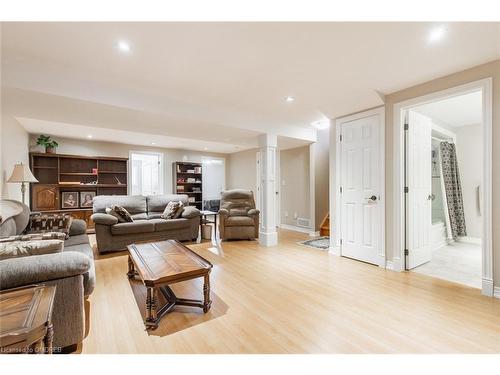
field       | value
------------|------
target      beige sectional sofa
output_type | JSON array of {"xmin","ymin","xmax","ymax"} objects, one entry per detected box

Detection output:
[{"xmin": 91, "ymin": 194, "xmax": 200, "ymax": 253}]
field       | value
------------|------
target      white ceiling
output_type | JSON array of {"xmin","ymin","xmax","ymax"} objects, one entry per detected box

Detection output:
[
  {"xmin": 414, "ymin": 91, "xmax": 483, "ymax": 128},
  {"xmin": 2, "ymin": 22, "xmax": 499, "ymax": 153}
]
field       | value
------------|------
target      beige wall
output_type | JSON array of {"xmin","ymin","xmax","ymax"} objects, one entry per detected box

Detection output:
[
  {"xmin": 280, "ymin": 146, "xmax": 310, "ymax": 227},
  {"xmin": 28, "ymin": 135, "xmax": 226, "ymax": 196},
  {"xmin": 314, "ymin": 128, "xmax": 329, "ymax": 230},
  {"xmin": 226, "ymin": 148, "xmax": 257, "ymax": 192},
  {"xmin": 456, "ymin": 123, "xmax": 483, "ymax": 239},
  {"xmin": 384, "ymin": 59, "xmax": 500, "ymax": 283},
  {"xmin": 1, "ymin": 116, "xmax": 30, "ymax": 202}
]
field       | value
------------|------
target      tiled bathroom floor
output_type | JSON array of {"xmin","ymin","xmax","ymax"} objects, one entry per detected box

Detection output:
[{"xmin": 411, "ymin": 241, "xmax": 481, "ymax": 289}]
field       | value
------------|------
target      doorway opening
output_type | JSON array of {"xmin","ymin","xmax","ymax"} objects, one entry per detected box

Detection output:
[
  {"xmin": 129, "ymin": 151, "xmax": 163, "ymax": 196},
  {"xmin": 394, "ymin": 78, "xmax": 492, "ymax": 295}
]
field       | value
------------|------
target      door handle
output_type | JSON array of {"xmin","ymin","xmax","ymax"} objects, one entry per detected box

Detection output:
[
  {"xmin": 428, "ymin": 194, "xmax": 435, "ymax": 201},
  {"xmin": 366, "ymin": 195, "xmax": 378, "ymax": 202}
]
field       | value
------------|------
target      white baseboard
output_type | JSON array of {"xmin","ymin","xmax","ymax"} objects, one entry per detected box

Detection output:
[
  {"xmin": 259, "ymin": 231, "xmax": 278, "ymax": 247},
  {"xmin": 280, "ymin": 223, "xmax": 317, "ymax": 237},
  {"xmin": 482, "ymin": 278, "xmax": 494, "ymax": 297},
  {"xmin": 385, "ymin": 260, "xmax": 395, "ymax": 270},
  {"xmin": 458, "ymin": 236, "xmax": 482, "ymax": 245},
  {"xmin": 390, "ymin": 257, "xmax": 403, "ymax": 272},
  {"xmin": 329, "ymin": 246, "xmax": 340, "ymax": 256},
  {"xmin": 494, "ymin": 286, "xmax": 500, "ymax": 299}
]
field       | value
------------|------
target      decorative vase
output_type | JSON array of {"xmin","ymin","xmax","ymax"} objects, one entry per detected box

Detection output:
[{"xmin": 45, "ymin": 146, "xmax": 56, "ymax": 154}]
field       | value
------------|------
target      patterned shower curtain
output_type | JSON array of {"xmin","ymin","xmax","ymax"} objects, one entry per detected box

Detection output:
[{"xmin": 439, "ymin": 142, "xmax": 467, "ymax": 239}]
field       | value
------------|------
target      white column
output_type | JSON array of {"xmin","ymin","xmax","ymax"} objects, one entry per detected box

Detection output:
[{"xmin": 258, "ymin": 134, "xmax": 278, "ymax": 247}]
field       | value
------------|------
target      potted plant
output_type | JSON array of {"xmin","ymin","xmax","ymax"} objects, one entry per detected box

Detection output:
[{"xmin": 36, "ymin": 135, "xmax": 59, "ymax": 154}]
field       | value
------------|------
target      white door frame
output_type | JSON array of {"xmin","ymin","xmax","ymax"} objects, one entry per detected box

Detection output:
[
  {"xmin": 393, "ymin": 78, "xmax": 493, "ymax": 296},
  {"xmin": 333, "ymin": 106, "xmax": 386, "ymax": 268}
]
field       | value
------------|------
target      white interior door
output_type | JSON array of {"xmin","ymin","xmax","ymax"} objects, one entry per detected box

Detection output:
[
  {"xmin": 340, "ymin": 114, "xmax": 381, "ymax": 265},
  {"xmin": 130, "ymin": 151, "xmax": 163, "ymax": 196},
  {"xmin": 406, "ymin": 110, "xmax": 432, "ymax": 269}
]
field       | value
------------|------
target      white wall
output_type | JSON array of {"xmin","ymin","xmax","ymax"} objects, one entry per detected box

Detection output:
[
  {"xmin": 28, "ymin": 135, "xmax": 226, "ymax": 196},
  {"xmin": 280, "ymin": 146, "xmax": 310, "ymax": 227},
  {"xmin": 1, "ymin": 116, "xmax": 30, "ymax": 202},
  {"xmin": 314, "ymin": 128, "xmax": 329, "ymax": 230},
  {"xmin": 226, "ymin": 148, "xmax": 257, "ymax": 192},
  {"xmin": 456, "ymin": 123, "xmax": 483, "ymax": 238}
]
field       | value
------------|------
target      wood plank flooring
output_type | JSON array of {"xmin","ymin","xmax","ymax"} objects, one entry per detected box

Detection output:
[{"xmin": 81, "ymin": 230, "xmax": 500, "ymax": 353}]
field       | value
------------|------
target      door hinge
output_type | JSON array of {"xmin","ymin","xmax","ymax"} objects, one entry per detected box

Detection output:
[
  {"xmin": 404, "ymin": 249, "xmax": 409, "ymax": 256},
  {"xmin": 404, "ymin": 186, "xmax": 409, "ymax": 193},
  {"xmin": 340, "ymin": 186, "xmax": 343, "ymax": 194},
  {"xmin": 404, "ymin": 123, "xmax": 409, "ymax": 131},
  {"xmin": 339, "ymin": 134, "xmax": 343, "ymax": 142},
  {"xmin": 340, "ymin": 239, "xmax": 343, "ymax": 245}
]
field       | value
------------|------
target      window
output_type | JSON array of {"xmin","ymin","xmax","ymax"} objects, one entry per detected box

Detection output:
[
  {"xmin": 130, "ymin": 151, "xmax": 163, "ymax": 196},
  {"xmin": 201, "ymin": 156, "xmax": 225, "ymax": 206}
]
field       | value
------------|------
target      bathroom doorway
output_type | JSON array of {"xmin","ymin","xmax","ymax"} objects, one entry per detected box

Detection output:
[{"xmin": 404, "ymin": 90, "xmax": 484, "ymax": 289}]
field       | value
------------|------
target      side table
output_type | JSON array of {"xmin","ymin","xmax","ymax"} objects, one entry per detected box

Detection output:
[{"xmin": 0, "ymin": 285, "xmax": 56, "ymax": 354}]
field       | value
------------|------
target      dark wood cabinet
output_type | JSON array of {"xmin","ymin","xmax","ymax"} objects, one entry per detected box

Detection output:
[
  {"xmin": 29, "ymin": 152, "xmax": 128, "ymax": 231},
  {"xmin": 31, "ymin": 185, "xmax": 59, "ymax": 211}
]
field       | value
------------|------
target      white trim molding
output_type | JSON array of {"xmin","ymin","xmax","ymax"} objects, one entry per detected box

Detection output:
[
  {"xmin": 334, "ymin": 106, "xmax": 386, "ymax": 268},
  {"xmin": 493, "ymin": 286, "xmax": 500, "ymax": 299},
  {"xmin": 279, "ymin": 223, "xmax": 317, "ymax": 237},
  {"xmin": 392, "ymin": 78, "xmax": 493, "ymax": 297}
]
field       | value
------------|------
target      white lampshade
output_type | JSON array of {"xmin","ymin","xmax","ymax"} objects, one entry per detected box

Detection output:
[{"xmin": 7, "ymin": 163, "xmax": 39, "ymax": 183}]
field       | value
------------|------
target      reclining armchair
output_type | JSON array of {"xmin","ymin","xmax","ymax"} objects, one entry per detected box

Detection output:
[{"xmin": 218, "ymin": 189, "xmax": 259, "ymax": 240}]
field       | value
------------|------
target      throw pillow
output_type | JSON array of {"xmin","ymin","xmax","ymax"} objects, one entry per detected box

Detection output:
[
  {"xmin": 0, "ymin": 232, "xmax": 67, "ymax": 243},
  {"xmin": 0, "ymin": 239, "xmax": 64, "ymax": 260},
  {"xmin": 161, "ymin": 201, "xmax": 183, "ymax": 219},
  {"xmin": 106, "ymin": 205, "xmax": 133, "ymax": 223},
  {"xmin": 173, "ymin": 201, "xmax": 185, "ymax": 219},
  {"xmin": 29, "ymin": 214, "xmax": 73, "ymax": 239}
]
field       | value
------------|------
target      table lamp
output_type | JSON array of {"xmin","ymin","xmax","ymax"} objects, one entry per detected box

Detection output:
[{"xmin": 7, "ymin": 163, "xmax": 39, "ymax": 204}]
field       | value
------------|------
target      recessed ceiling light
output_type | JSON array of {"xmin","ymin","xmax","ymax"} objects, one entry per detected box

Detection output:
[
  {"xmin": 203, "ymin": 147, "xmax": 208, "ymax": 151},
  {"xmin": 311, "ymin": 120, "xmax": 330, "ymax": 130},
  {"xmin": 151, "ymin": 142, "xmax": 156, "ymax": 145},
  {"xmin": 87, "ymin": 135, "xmax": 93, "ymax": 139},
  {"xmin": 117, "ymin": 40, "xmax": 131, "ymax": 53},
  {"xmin": 285, "ymin": 96, "xmax": 295, "ymax": 103},
  {"xmin": 428, "ymin": 26, "xmax": 446, "ymax": 43}
]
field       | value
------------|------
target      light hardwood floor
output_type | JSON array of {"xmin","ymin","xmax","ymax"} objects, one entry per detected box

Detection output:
[{"xmin": 81, "ymin": 229, "xmax": 500, "ymax": 354}]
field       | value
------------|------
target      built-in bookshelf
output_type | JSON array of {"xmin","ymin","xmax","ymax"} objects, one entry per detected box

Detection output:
[
  {"xmin": 29, "ymin": 152, "xmax": 128, "ymax": 230},
  {"xmin": 172, "ymin": 161, "xmax": 203, "ymax": 210}
]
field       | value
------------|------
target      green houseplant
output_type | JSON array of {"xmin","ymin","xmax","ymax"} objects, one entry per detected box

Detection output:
[{"xmin": 36, "ymin": 135, "xmax": 59, "ymax": 154}]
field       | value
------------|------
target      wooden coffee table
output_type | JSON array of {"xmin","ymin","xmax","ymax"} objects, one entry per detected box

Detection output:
[{"xmin": 127, "ymin": 240, "xmax": 213, "ymax": 330}]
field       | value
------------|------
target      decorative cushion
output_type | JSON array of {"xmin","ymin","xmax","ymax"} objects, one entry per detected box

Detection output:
[
  {"xmin": 29, "ymin": 214, "xmax": 73, "ymax": 239},
  {"xmin": 106, "ymin": 205, "xmax": 133, "ymax": 223},
  {"xmin": 0, "ymin": 239, "xmax": 64, "ymax": 260},
  {"xmin": 161, "ymin": 201, "xmax": 184, "ymax": 220},
  {"xmin": 0, "ymin": 232, "xmax": 67, "ymax": 243}
]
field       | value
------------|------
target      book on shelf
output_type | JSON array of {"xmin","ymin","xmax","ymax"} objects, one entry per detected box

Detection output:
[{"xmin": 194, "ymin": 166, "xmax": 202, "ymax": 173}]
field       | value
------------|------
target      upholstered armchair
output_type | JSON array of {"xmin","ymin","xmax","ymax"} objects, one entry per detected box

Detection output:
[{"xmin": 218, "ymin": 189, "xmax": 259, "ymax": 240}]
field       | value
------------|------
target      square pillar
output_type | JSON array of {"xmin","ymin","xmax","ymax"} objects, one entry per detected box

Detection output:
[{"xmin": 258, "ymin": 134, "xmax": 278, "ymax": 247}]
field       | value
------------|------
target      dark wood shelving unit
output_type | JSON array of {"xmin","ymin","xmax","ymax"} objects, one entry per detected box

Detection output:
[
  {"xmin": 172, "ymin": 161, "xmax": 203, "ymax": 210},
  {"xmin": 29, "ymin": 152, "xmax": 128, "ymax": 231}
]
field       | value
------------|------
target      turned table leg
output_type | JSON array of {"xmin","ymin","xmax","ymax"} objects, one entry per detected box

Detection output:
[
  {"xmin": 44, "ymin": 323, "xmax": 54, "ymax": 354},
  {"xmin": 127, "ymin": 255, "xmax": 135, "ymax": 279},
  {"xmin": 145, "ymin": 287, "xmax": 158, "ymax": 329},
  {"xmin": 203, "ymin": 273, "xmax": 212, "ymax": 313}
]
